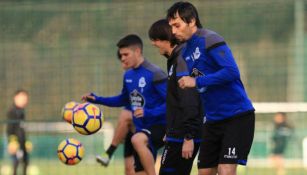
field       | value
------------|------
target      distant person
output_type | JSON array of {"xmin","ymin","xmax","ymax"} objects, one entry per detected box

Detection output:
[
  {"xmin": 7, "ymin": 89, "xmax": 30, "ymax": 175},
  {"xmin": 270, "ymin": 112, "xmax": 293, "ymax": 175}
]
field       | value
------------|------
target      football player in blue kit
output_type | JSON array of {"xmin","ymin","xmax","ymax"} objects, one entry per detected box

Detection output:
[
  {"xmin": 83, "ymin": 34, "xmax": 166, "ymax": 175},
  {"xmin": 167, "ymin": 2, "xmax": 255, "ymax": 175}
]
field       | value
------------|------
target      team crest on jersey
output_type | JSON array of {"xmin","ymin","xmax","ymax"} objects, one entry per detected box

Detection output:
[
  {"xmin": 192, "ymin": 47, "xmax": 201, "ymax": 60},
  {"xmin": 138, "ymin": 77, "xmax": 146, "ymax": 88},
  {"xmin": 130, "ymin": 89, "xmax": 145, "ymax": 110}
]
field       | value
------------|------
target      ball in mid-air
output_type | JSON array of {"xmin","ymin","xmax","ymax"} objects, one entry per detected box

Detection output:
[
  {"xmin": 57, "ymin": 138, "xmax": 84, "ymax": 165},
  {"xmin": 62, "ymin": 101, "xmax": 79, "ymax": 123},
  {"xmin": 72, "ymin": 102, "xmax": 103, "ymax": 135}
]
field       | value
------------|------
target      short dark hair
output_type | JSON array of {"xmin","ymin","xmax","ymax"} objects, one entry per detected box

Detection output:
[
  {"xmin": 167, "ymin": 1, "xmax": 202, "ymax": 28},
  {"xmin": 117, "ymin": 34, "xmax": 143, "ymax": 51},
  {"xmin": 14, "ymin": 89, "xmax": 28, "ymax": 96},
  {"xmin": 148, "ymin": 19, "xmax": 178, "ymax": 47}
]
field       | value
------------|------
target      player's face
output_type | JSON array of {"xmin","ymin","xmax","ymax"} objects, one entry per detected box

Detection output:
[
  {"xmin": 118, "ymin": 47, "xmax": 139, "ymax": 68},
  {"xmin": 14, "ymin": 92, "xmax": 29, "ymax": 108},
  {"xmin": 169, "ymin": 12, "xmax": 196, "ymax": 42},
  {"xmin": 151, "ymin": 40, "xmax": 171, "ymax": 56}
]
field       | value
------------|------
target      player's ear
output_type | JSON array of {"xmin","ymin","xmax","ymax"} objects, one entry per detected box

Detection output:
[
  {"xmin": 189, "ymin": 18, "xmax": 196, "ymax": 27},
  {"xmin": 135, "ymin": 46, "xmax": 142, "ymax": 56}
]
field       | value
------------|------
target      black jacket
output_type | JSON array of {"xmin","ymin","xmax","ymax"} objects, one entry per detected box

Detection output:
[{"xmin": 165, "ymin": 44, "xmax": 202, "ymax": 141}]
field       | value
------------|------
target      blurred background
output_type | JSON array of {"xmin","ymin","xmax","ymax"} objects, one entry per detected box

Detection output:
[{"xmin": 0, "ymin": 0, "xmax": 306, "ymax": 174}]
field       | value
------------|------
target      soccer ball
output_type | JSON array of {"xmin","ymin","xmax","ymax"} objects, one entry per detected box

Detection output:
[
  {"xmin": 57, "ymin": 138, "xmax": 84, "ymax": 165},
  {"xmin": 72, "ymin": 102, "xmax": 103, "ymax": 135},
  {"xmin": 62, "ymin": 101, "xmax": 79, "ymax": 123}
]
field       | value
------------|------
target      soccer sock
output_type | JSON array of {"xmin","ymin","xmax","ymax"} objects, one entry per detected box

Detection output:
[{"xmin": 106, "ymin": 145, "xmax": 117, "ymax": 158}]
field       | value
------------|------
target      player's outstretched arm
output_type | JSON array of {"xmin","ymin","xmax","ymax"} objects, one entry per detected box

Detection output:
[{"xmin": 81, "ymin": 92, "xmax": 129, "ymax": 107}]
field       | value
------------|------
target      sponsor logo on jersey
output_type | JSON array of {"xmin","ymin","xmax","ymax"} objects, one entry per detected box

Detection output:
[
  {"xmin": 185, "ymin": 56, "xmax": 191, "ymax": 61},
  {"xmin": 130, "ymin": 89, "xmax": 145, "ymax": 110},
  {"xmin": 125, "ymin": 79, "xmax": 133, "ymax": 83}
]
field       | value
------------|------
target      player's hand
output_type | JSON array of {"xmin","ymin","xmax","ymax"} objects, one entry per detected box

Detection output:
[
  {"xmin": 178, "ymin": 76, "xmax": 196, "ymax": 89},
  {"xmin": 134, "ymin": 108, "xmax": 144, "ymax": 118},
  {"xmin": 81, "ymin": 93, "xmax": 96, "ymax": 102},
  {"xmin": 182, "ymin": 139, "xmax": 194, "ymax": 159}
]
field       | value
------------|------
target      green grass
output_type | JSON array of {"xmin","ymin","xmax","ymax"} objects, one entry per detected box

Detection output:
[{"xmin": 1, "ymin": 159, "xmax": 307, "ymax": 175}]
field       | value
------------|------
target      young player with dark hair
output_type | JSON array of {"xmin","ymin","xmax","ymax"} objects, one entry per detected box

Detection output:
[
  {"xmin": 83, "ymin": 34, "xmax": 166, "ymax": 175},
  {"xmin": 149, "ymin": 19, "xmax": 202, "ymax": 175},
  {"xmin": 166, "ymin": 2, "xmax": 255, "ymax": 175}
]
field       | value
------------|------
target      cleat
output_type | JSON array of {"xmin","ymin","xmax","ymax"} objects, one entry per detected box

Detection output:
[{"xmin": 96, "ymin": 153, "xmax": 110, "ymax": 167}]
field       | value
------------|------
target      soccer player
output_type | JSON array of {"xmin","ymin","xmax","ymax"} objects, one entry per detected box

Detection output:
[
  {"xmin": 166, "ymin": 2, "xmax": 255, "ymax": 175},
  {"xmin": 82, "ymin": 34, "xmax": 166, "ymax": 175},
  {"xmin": 7, "ymin": 89, "xmax": 30, "ymax": 175},
  {"xmin": 149, "ymin": 19, "xmax": 202, "ymax": 175}
]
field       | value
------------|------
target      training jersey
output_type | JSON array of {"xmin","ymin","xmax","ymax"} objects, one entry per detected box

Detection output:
[
  {"xmin": 165, "ymin": 44, "xmax": 202, "ymax": 142},
  {"xmin": 92, "ymin": 59, "xmax": 167, "ymax": 131},
  {"xmin": 7, "ymin": 105, "xmax": 26, "ymax": 137},
  {"xmin": 181, "ymin": 28, "xmax": 254, "ymax": 122}
]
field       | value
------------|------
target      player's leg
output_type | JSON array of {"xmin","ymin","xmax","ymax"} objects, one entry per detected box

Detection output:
[
  {"xmin": 20, "ymin": 129, "xmax": 29, "ymax": 175},
  {"xmin": 124, "ymin": 156, "xmax": 135, "ymax": 175},
  {"xmin": 124, "ymin": 131, "xmax": 136, "ymax": 175},
  {"xmin": 159, "ymin": 141, "xmax": 200, "ymax": 175},
  {"xmin": 111, "ymin": 109, "xmax": 133, "ymax": 146},
  {"xmin": 197, "ymin": 120, "xmax": 221, "ymax": 175},
  {"xmin": 12, "ymin": 156, "xmax": 18, "ymax": 175},
  {"xmin": 96, "ymin": 109, "xmax": 132, "ymax": 166},
  {"xmin": 217, "ymin": 113, "xmax": 254, "ymax": 175},
  {"xmin": 131, "ymin": 132, "xmax": 156, "ymax": 175}
]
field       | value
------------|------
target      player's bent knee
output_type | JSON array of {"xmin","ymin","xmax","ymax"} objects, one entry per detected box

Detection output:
[{"xmin": 131, "ymin": 133, "xmax": 147, "ymax": 148}]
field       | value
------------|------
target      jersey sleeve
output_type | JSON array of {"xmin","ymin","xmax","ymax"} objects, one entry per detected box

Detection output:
[
  {"xmin": 195, "ymin": 33, "xmax": 240, "ymax": 88},
  {"xmin": 90, "ymin": 78, "xmax": 130, "ymax": 107}
]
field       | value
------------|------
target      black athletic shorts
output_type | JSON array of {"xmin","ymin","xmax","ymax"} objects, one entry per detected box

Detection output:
[
  {"xmin": 134, "ymin": 124, "xmax": 165, "ymax": 172},
  {"xmin": 124, "ymin": 131, "xmax": 134, "ymax": 158},
  {"xmin": 198, "ymin": 112, "xmax": 255, "ymax": 169},
  {"xmin": 159, "ymin": 141, "xmax": 200, "ymax": 175}
]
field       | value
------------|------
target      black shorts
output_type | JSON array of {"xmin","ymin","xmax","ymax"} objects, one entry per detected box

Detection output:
[
  {"xmin": 124, "ymin": 131, "xmax": 134, "ymax": 158},
  {"xmin": 159, "ymin": 141, "xmax": 200, "ymax": 175},
  {"xmin": 198, "ymin": 112, "xmax": 255, "ymax": 168},
  {"xmin": 134, "ymin": 124, "xmax": 165, "ymax": 172}
]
